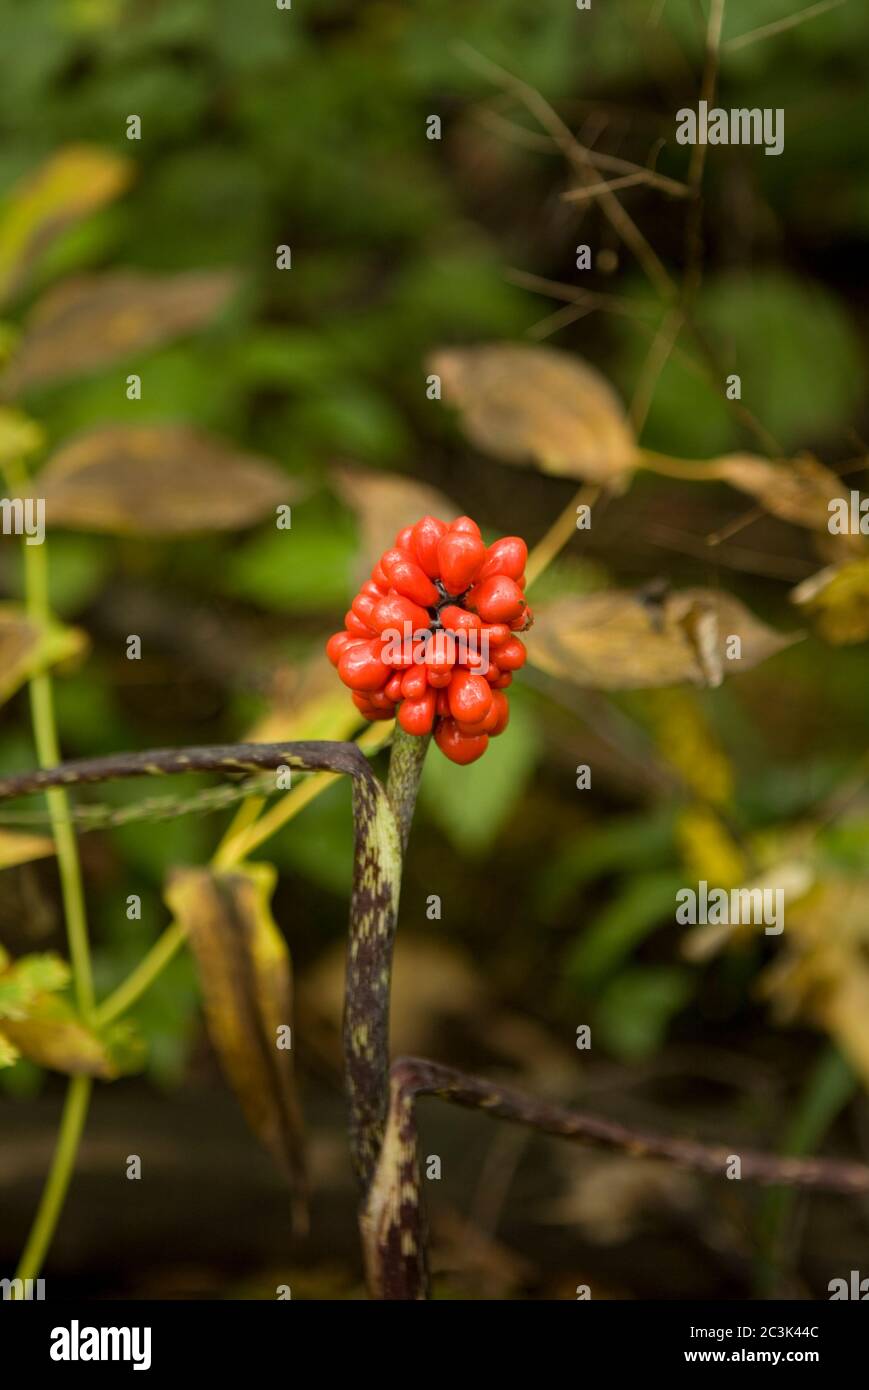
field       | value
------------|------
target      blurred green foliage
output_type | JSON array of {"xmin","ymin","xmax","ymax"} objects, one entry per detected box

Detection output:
[{"xmin": 0, "ymin": 2, "xmax": 867, "ymax": 1264}]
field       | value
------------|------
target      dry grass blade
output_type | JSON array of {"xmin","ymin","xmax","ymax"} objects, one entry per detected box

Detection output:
[{"xmin": 1, "ymin": 270, "xmax": 239, "ymax": 397}]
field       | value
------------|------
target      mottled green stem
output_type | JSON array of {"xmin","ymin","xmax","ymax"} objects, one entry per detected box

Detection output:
[{"xmin": 386, "ymin": 727, "xmax": 430, "ymax": 855}]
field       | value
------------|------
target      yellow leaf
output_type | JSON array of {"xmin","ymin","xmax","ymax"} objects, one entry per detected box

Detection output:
[
  {"xmin": 759, "ymin": 879, "xmax": 869, "ymax": 1088},
  {"xmin": 1, "ymin": 269, "xmax": 239, "ymax": 397},
  {"xmin": 165, "ymin": 863, "xmax": 307, "ymax": 1217},
  {"xmin": 0, "ymin": 996, "xmax": 144, "ymax": 1078},
  {"xmin": 530, "ymin": 586, "xmax": 798, "ymax": 691},
  {"xmin": 791, "ymin": 558, "xmax": 869, "ymax": 645},
  {"xmin": 676, "ymin": 805, "xmax": 746, "ymax": 889},
  {"xmin": 645, "ymin": 688, "xmax": 733, "ymax": 805},
  {"xmin": 0, "ymin": 146, "xmax": 132, "ymax": 307},
  {"xmin": 430, "ymin": 342, "xmax": 636, "ymax": 486},
  {"xmin": 31, "ymin": 425, "xmax": 293, "ymax": 535},
  {"xmin": 0, "ymin": 602, "xmax": 88, "ymax": 708}
]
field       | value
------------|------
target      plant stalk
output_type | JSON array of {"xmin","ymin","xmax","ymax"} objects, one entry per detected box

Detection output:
[
  {"xmin": 385, "ymin": 727, "xmax": 430, "ymax": 855},
  {"xmin": 7, "ymin": 455, "xmax": 95, "ymax": 1289},
  {"xmin": 13, "ymin": 1075, "xmax": 92, "ymax": 1290}
]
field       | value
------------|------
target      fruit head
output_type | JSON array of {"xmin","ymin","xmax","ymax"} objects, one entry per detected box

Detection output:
[{"xmin": 326, "ymin": 514, "xmax": 531, "ymax": 764}]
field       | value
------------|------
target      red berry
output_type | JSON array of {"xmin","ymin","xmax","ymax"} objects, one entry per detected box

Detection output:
[
  {"xmin": 510, "ymin": 605, "xmax": 533, "ymax": 631},
  {"xmin": 395, "ymin": 525, "xmax": 415, "ymax": 551},
  {"xmin": 345, "ymin": 609, "xmax": 373, "ymax": 637},
  {"xmin": 351, "ymin": 691, "xmax": 394, "ymax": 721},
  {"xmin": 371, "ymin": 562, "xmax": 389, "ymax": 589},
  {"xmin": 468, "ymin": 574, "xmax": 525, "ymax": 624},
  {"xmin": 478, "ymin": 536, "xmax": 527, "ymax": 582},
  {"xmin": 487, "ymin": 690, "xmax": 510, "ymax": 736},
  {"xmin": 368, "ymin": 688, "xmax": 397, "ymax": 711},
  {"xmin": 384, "ymin": 672, "xmax": 404, "ymax": 702},
  {"xmin": 370, "ymin": 590, "xmax": 431, "ymax": 636},
  {"xmin": 436, "ymin": 532, "xmax": 486, "ymax": 594},
  {"xmin": 490, "ymin": 671, "xmax": 513, "ymax": 689},
  {"xmin": 496, "ymin": 637, "xmax": 526, "ymax": 671},
  {"xmin": 337, "ymin": 639, "xmax": 390, "ymax": 692},
  {"xmin": 427, "ymin": 668, "xmax": 452, "ymax": 688},
  {"xmin": 411, "ymin": 515, "xmax": 448, "ymax": 578},
  {"xmin": 439, "ymin": 604, "xmax": 481, "ymax": 633},
  {"xmin": 380, "ymin": 548, "xmax": 440, "ymax": 607},
  {"xmin": 401, "ymin": 666, "xmax": 428, "ymax": 699},
  {"xmin": 398, "ymin": 688, "xmax": 437, "ymax": 736},
  {"xmin": 326, "ymin": 631, "xmax": 356, "ymax": 666},
  {"xmin": 424, "ymin": 630, "xmax": 456, "ymax": 668},
  {"xmin": 435, "ymin": 689, "xmax": 451, "ymax": 717},
  {"xmin": 450, "ymin": 515, "xmax": 482, "ymax": 538},
  {"xmin": 351, "ymin": 592, "xmax": 379, "ymax": 627},
  {"xmin": 435, "ymin": 719, "xmax": 488, "ymax": 764},
  {"xmin": 448, "ymin": 669, "xmax": 493, "ymax": 725},
  {"xmin": 483, "ymin": 623, "xmax": 511, "ymax": 648}
]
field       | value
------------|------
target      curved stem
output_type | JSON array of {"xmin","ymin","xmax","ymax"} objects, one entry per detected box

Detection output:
[
  {"xmin": 13, "ymin": 1075, "xmax": 92, "ymax": 1290},
  {"xmin": 5, "ymin": 457, "xmax": 95, "ymax": 1289},
  {"xmin": 525, "ymin": 484, "xmax": 600, "ymax": 589},
  {"xmin": 7, "ymin": 460, "xmax": 93, "ymax": 1016},
  {"xmin": 385, "ymin": 727, "xmax": 430, "ymax": 855}
]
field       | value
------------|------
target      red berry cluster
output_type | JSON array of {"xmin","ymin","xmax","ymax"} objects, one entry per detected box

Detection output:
[{"xmin": 326, "ymin": 515, "xmax": 531, "ymax": 764}]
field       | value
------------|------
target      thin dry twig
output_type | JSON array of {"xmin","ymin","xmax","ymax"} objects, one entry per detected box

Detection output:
[
  {"xmin": 477, "ymin": 107, "xmax": 691, "ymax": 198},
  {"xmin": 457, "ymin": 42, "xmax": 678, "ymax": 300},
  {"xmin": 724, "ymin": 0, "xmax": 846, "ymax": 53}
]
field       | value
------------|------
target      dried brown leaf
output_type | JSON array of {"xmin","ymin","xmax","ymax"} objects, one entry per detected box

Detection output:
[
  {"xmin": 0, "ymin": 603, "xmax": 88, "ymax": 708},
  {"xmin": 530, "ymin": 587, "xmax": 798, "ymax": 691},
  {"xmin": 430, "ymin": 342, "xmax": 636, "ymax": 486},
  {"xmin": 165, "ymin": 863, "xmax": 307, "ymax": 1213},
  {"xmin": 1, "ymin": 269, "xmax": 238, "ymax": 396},
  {"xmin": 32, "ymin": 425, "xmax": 291, "ymax": 535},
  {"xmin": 332, "ymin": 463, "xmax": 459, "ymax": 571}
]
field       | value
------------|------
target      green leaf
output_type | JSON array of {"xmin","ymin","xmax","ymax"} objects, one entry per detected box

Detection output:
[
  {"xmin": 564, "ymin": 870, "xmax": 685, "ymax": 990},
  {"xmin": 0, "ymin": 952, "xmax": 69, "ymax": 1017},
  {"xmin": 595, "ymin": 967, "xmax": 693, "ymax": 1061},
  {"xmin": 225, "ymin": 502, "xmax": 357, "ymax": 613},
  {"xmin": 616, "ymin": 271, "xmax": 864, "ymax": 454}
]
